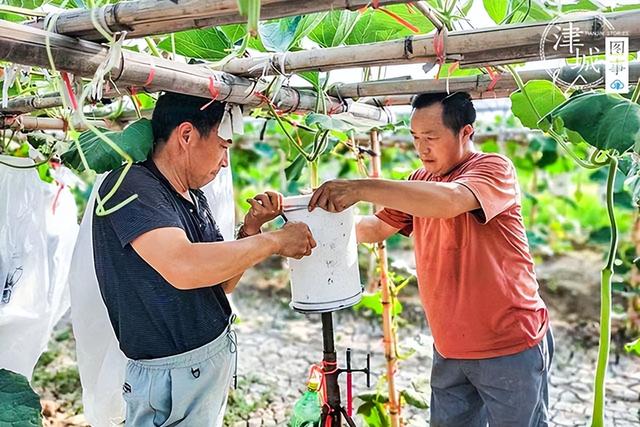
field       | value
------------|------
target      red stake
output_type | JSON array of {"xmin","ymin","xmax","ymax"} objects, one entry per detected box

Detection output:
[{"xmin": 346, "ymin": 371, "xmax": 353, "ymax": 416}]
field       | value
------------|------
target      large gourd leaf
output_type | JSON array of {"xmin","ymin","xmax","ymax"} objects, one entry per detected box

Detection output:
[
  {"xmin": 483, "ymin": 0, "xmax": 509, "ymax": 24},
  {"xmin": 545, "ymin": 92, "xmax": 640, "ymax": 153},
  {"xmin": 157, "ymin": 28, "xmax": 232, "ymax": 60},
  {"xmin": 345, "ymin": 5, "xmax": 433, "ymax": 45},
  {"xmin": 259, "ymin": 13, "xmax": 325, "ymax": 52},
  {"xmin": 61, "ymin": 119, "xmax": 153, "ymax": 173},
  {"xmin": 308, "ymin": 10, "xmax": 361, "ymax": 48},
  {"xmin": 510, "ymin": 80, "xmax": 566, "ymax": 131},
  {"xmin": 0, "ymin": 369, "xmax": 42, "ymax": 426}
]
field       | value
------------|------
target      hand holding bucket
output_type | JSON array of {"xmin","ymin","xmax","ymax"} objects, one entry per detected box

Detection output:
[{"xmin": 283, "ymin": 194, "xmax": 363, "ymax": 313}]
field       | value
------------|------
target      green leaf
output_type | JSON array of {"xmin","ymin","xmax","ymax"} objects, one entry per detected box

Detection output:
[
  {"xmin": 157, "ymin": 28, "xmax": 231, "ymax": 60},
  {"xmin": 357, "ymin": 393, "xmax": 390, "ymax": 427},
  {"xmin": 510, "ymin": 80, "xmax": 566, "ymax": 131},
  {"xmin": 37, "ymin": 163, "xmax": 53, "ymax": 183},
  {"xmin": 309, "ymin": 10, "xmax": 361, "ymax": 48},
  {"xmin": 605, "ymin": 2, "xmax": 640, "ymax": 12},
  {"xmin": 0, "ymin": 0, "xmax": 44, "ymax": 22},
  {"xmin": 589, "ymin": 226, "xmax": 611, "ymax": 244},
  {"xmin": 346, "ymin": 5, "xmax": 433, "ymax": 45},
  {"xmin": 437, "ymin": 63, "xmax": 482, "ymax": 79},
  {"xmin": 353, "ymin": 292, "xmax": 402, "ymax": 316},
  {"xmin": 284, "ymin": 154, "xmax": 306, "ymax": 182},
  {"xmin": 305, "ymin": 113, "xmax": 354, "ymax": 132},
  {"xmin": 400, "ymin": 388, "xmax": 429, "ymax": 410},
  {"xmin": 528, "ymin": 136, "xmax": 559, "ymax": 168},
  {"xmin": 545, "ymin": 92, "xmax": 640, "ymax": 153},
  {"xmin": 626, "ymin": 175, "xmax": 640, "ymax": 208},
  {"xmin": 221, "ymin": 24, "xmax": 247, "ymax": 43},
  {"xmin": 625, "ymin": 337, "xmax": 640, "ymax": 356},
  {"xmin": 509, "ymin": 0, "xmax": 553, "ymax": 23},
  {"xmin": 299, "ymin": 71, "xmax": 320, "ymax": 88},
  {"xmin": 557, "ymin": 0, "xmax": 603, "ymax": 13},
  {"xmin": 61, "ymin": 119, "xmax": 153, "ymax": 173},
  {"xmin": 483, "ymin": 0, "xmax": 509, "ymax": 24},
  {"xmin": 135, "ymin": 93, "xmax": 156, "ymax": 110},
  {"xmin": 293, "ymin": 13, "xmax": 329, "ymax": 48},
  {"xmin": 259, "ymin": 16, "xmax": 305, "ymax": 52},
  {"xmin": 0, "ymin": 369, "xmax": 42, "ymax": 426}
]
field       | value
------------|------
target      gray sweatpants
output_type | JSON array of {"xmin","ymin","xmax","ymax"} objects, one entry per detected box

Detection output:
[
  {"xmin": 430, "ymin": 328, "xmax": 555, "ymax": 427},
  {"xmin": 122, "ymin": 323, "xmax": 237, "ymax": 427}
]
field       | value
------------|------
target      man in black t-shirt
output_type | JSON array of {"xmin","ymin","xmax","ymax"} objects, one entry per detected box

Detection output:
[{"xmin": 92, "ymin": 92, "xmax": 315, "ymax": 426}]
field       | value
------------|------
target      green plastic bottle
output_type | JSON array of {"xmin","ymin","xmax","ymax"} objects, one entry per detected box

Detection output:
[{"xmin": 289, "ymin": 376, "xmax": 321, "ymax": 427}]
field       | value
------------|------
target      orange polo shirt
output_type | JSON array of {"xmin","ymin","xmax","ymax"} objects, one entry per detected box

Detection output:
[{"xmin": 376, "ymin": 152, "xmax": 548, "ymax": 359}]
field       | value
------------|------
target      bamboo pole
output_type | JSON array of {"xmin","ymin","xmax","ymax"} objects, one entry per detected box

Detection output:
[
  {"xmin": 369, "ymin": 129, "xmax": 401, "ymax": 427},
  {"xmin": 217, "ymin": 10, "xmax": 640, "ymax": 76},
  {"xmin": 6, "ymin": 59, "xmax": 638, "ymax": 115},
  {"xmin": 0, "ymin": 20, "xmax": 391, "ymax": 124},
  {"xmin": 33, "ymin": 0, "xmax": 413, "ymax": 41},
  {"xmin": 0, "ymin": 93, "xmax": 66, "ymax": 114},
  {"xmin": 2, "ymin": 115, "xmax": 118, "ymax": 131},
  {"xmin": 332, "ymin": 62, "xmax": 640, "ymax": 98}
]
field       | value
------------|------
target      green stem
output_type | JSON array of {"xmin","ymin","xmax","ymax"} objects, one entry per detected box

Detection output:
[
  {"xmin": 0, "ymin": 5, "xmax": 47, "ymax": 17},
  {"xmin": 170, "ymin": 33, "xmax": 177, "ymax": 60},
  {"xmin": 144, "ymin": 37, "xmax": 162, "ymax": 58},
  {"xmin": 632, "ymin": 80, "xmax": 640, "ymax": 104},
  {"xmin": 445, "ymin": 0, "xmax": 458, "ymax": 16},
  {"xmin": 0, "ymin": 151, "xmax": 55, "ymax": 169},
  {"xmin": 591, "ymin": 156, "xmax": 619, "ymax": 427},
  {"xmin": 589, "ymin": 149, "xmax": 610, "ymax": 167},
  {"xmin": 508, "ymin": 65, "xmax": 541, "ymax": 119},
  {"xmin": 265, "ymin": 101, "xmax": 312, "ymax": 161},
  {"xmin": 309, "ymin": 160, "xmax": 319, "ymax": 188},
  {"xmin": 549, "ymin": 129, "xmax": 601, "ymax": 169}
]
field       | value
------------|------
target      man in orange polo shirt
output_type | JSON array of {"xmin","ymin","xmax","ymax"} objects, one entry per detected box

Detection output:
[{"xmin": 309, "ymin": 92, "xmax": 553, "ymax": 426}]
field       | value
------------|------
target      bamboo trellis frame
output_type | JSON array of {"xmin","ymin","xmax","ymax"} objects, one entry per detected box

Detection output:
[
  {"xmin": 0, "ymin": 20, "xmax": 392, "ymax": 124},
  {"xmin": 4, "ymin": 61, "xmax": 639, "ymax": 115},
  {"xmin": 31, "ymin": 0, "xmax": 413, "ymax": 41},
  {"xmin": 215, "ymin": 10, "xmax": 640, "ymax": 76}
]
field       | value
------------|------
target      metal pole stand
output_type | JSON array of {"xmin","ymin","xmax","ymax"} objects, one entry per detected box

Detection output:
[{"xmin": 320, "ymin": 312, "xmax": 370, "ymax": 427}]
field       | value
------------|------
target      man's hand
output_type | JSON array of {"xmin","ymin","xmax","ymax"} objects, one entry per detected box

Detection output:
[
  {"xmin": 308, "ymin": 180, "xmax": 362, "ymax": 213},
  {"xmin": 244, "ymin": 191, "xmax": 283, "ymax": 235},
  {"xmin": 269, "ymin": 221, "xmax": 317, "ymax": 259}
]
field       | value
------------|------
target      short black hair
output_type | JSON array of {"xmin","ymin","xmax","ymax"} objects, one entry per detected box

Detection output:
[
  {"xmin": 151, "ymin": 92, "xmax": 226, "ymax": 148},
  {"xmin": 411, "ymin": 92, "xmax": 476, "ymax": 135}
]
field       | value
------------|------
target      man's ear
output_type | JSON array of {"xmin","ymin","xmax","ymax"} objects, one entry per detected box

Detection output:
[
  {"xmin": 176, "ymin": 122, "xmax": 194, "ymax": 146},
  {"xmin": 460, "ymin": 124, "xmax": 474, "ymax": 142}
]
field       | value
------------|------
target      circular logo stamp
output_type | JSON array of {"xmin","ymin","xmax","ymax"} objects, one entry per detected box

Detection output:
[{"xmin": 539, "ymin": 11, "xmax": 616, "ymax": 90}]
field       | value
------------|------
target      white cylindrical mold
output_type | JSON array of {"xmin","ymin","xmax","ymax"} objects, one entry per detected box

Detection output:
[{"xmin": 283, "ymin": 194, "xmax": 362, "ymax": 313}]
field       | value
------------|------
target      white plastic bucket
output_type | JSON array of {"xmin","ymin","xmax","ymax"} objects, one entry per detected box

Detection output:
[{"xmin": 283, "ymin": 194, "xmax": 362, "ymax": 313}]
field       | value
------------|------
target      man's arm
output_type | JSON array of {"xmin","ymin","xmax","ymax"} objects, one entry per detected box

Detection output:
[
  {"xmin": 310, "ymin": 179, "xmax": 479, "ymax": 219},
  {"xmin": 131, "ymin": 222, "xmax": 315, "ymax": 290},
  {"xmin": 356, "ymin": 215, "xmax": 401, "ymax": 244},
  {"xmin": 360, "ymin": 180, "xmax": 479, "ymax": 218},
  {"xmin": 220, "ymin": 190, "xmax": 285, "ymax": 294}
]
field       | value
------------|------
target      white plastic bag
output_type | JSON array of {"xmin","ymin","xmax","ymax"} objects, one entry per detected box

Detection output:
[
  {"xmin": 0, "ymin": 155, "xmax": 78, "ymax": 379},
  {"xmin": 70, "ymin": 164, "xmax": 235, "ymax": 427}
]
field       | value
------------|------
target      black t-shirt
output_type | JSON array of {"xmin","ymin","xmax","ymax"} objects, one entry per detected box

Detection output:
[{"xmin": 92, "ymin": 159, "xmax": 232, "ymax": 360}]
